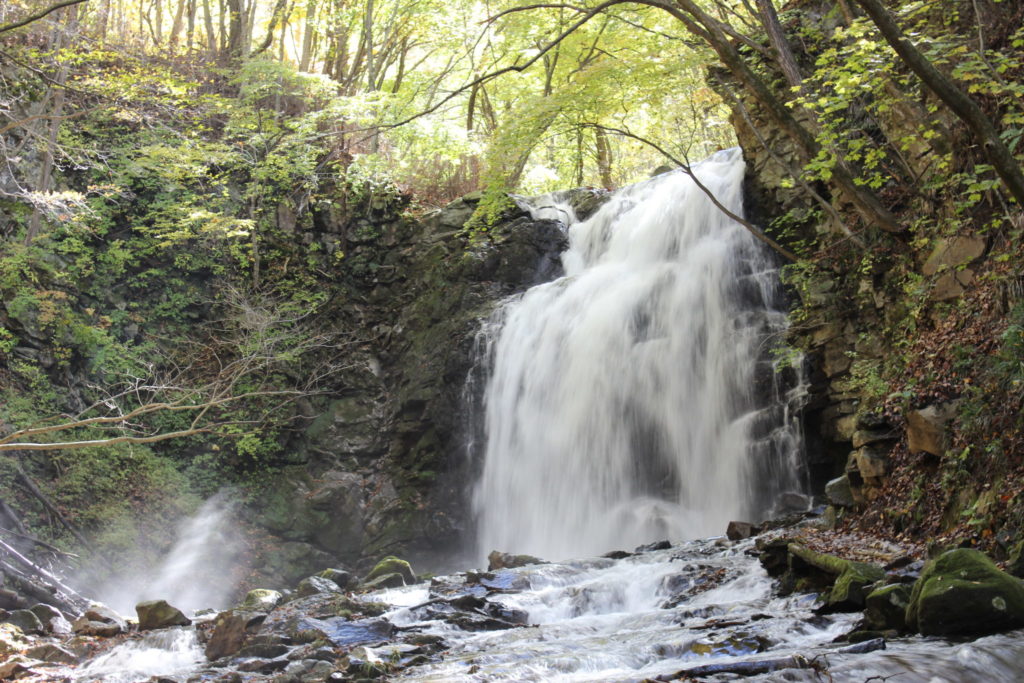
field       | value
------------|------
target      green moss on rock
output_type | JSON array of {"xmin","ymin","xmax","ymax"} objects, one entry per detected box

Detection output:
[
  {"xmin": 906, "ymin": 548, "xmax": 1024, "ymax": 635},
  {"xmin": 364, "ymin": 556, "xmax": 415, "ymax": 585}
]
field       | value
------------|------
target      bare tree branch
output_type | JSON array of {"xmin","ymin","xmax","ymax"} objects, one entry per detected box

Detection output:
[
  {"xmin": 583, "ymin": 123, "xmax": 798, "ymax": 262},
  {"xmin": 0, "ymin": 0, "xmax": 89, "ymax": 35}
]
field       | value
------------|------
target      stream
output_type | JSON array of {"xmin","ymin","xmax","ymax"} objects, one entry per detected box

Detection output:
[
  {"xmin": 72, "ymin": 534, "xmax": 1024, "ymax": 681},
  {"xmin": 373, "ymin": 538, "xmax": 1024, "ymax": 682}
]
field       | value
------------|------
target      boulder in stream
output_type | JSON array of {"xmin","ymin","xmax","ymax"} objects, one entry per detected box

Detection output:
[
  {"xmin": 72, "ymin": 603, "xmax": 126, "ymax": 637},
  {"xmin": 364, "ymin": 556, "xmax": 416, "ymax": 585},
  {"xmin": 205, "ymin": 610, "xmax": 267, "ymax": 660},
  {"xmin": 487, "ymin": 550, "xmax": 545, "ymax": 570},
  {"xmin": 136, "ymin": 599, "xmax": 192, "ymax": 630},
  {"xmin": 29, "ymin": 603, "xmax": 71, "ymax": 635},
  {"xmin": 905, "ymin": 548, "xmax": 1024, "ymax": 636},
  {"xmin": 295, "ymin": 575, "xmax": 341, "ymax": 598},
  {"xmin": 240, "ymin": 589, "xmax": 283, "ymax": 611},
  {"xmin": 864, "ymin": 583, "xmax": 912, "ymax": 631}
]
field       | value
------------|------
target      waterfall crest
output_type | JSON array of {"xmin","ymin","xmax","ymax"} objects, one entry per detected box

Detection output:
[{"xmin": 473, "ymin": 148, "xmax": 803, "ymax": 561}]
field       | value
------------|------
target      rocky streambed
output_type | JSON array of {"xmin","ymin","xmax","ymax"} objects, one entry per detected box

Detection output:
[{"xmin": 4, "ymin": 513, "xmax": 1024, "ymax": 681}]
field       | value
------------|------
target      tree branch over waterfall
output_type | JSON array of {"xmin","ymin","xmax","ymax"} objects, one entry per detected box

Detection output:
[{"xmin": 582, "ymin": 123, "xmax": 797, "ymax": 262}]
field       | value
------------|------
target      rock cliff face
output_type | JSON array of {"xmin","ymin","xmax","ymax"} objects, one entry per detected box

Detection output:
[
  {"xmin": 247, "ymin": 191, "xmax": 603, "ymax": 585},
  {"xmin": 715, "ymin": 0, "xmax": 1024, "ymax": 556}
]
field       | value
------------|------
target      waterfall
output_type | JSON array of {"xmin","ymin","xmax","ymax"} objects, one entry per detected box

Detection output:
[{"xmin": 472, "ymin": 148, "xmax": 804, "ymax": 561}]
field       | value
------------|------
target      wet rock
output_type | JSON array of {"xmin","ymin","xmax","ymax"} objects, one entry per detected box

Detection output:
[
  {"xmin": 4, "ymin": 609, "xmax": 43, "ymax": 634},
  {"xmin": 755, "ymin": 537, "xmax": 791, "ymax": 578},
  {"xmin": 444, "ymin": 611, "xmax": 522, "ymax": 631},
  {"xmin": 487, "ymin": 550, "xmax": 545, "ymax": 570},
  {"xmin": 25, "ymin": 642, "xmax": 77, "ymax": 664},
  {"xmin": 136, "ymin": 599, "xmax": 192, "ymax": 630},
  {"xmin": 727, "ymin": 521, "xmax": 760, "ymax": 540},
  {"xmin": 825, "ymin": 475, "xmax": 855, "ymax": 508},
  {"xmin": 205, "ymin": 610, "xmax": 267, "ymax": 660},
  {"xmin": 602, "ymin": 550, "xmax": 633, "ymax": 560},
  {"xmin": 360, "ymin": 572, "xmax": 406, "ymax": 591},
  {"xmin": 906, "ymin": 548, "xmax": 1024, "ymax": 636},
  {"xmin": 660, "ymin": 566, "xmax": 730, "ymax": 608},
  {"xmin": 906, "ymin": 402, "xmax": 958, "ymax": 456},
  {"xmin": 241, "ymin": 589, "xmax": 283, "ymax": 611},
  {"xmin": 787, "ymin": 544, "xmax": 884, "ymax": 610},
  {"xmin": 318, "ymin": 569, "xmax": 351, "ymax": 589},
  {"xmin": 865, "ymin": 584, "xmax": 911, "ymax": 631},
  {"xmin": 287, "ymin": 615, "xmax": 393, "ymax": 646},
  {"xmin": 296, "ymin": 575, "xmax": 342, "ymax": 598},
  {"xmin": 364, "ymin": 556, "xmax": 416, "ymax": 585},
  {"xmin": 635, "ymin": 540, "xmax": 672, "ymax": 552},
  {"xmin": 237, "ymin": 642, "xmax": 291, "ymax": 659},
  {"xmin": 238, "ymin": 656, "xmax": 290, "ymax": 673},
  {"xmin": 281, "ymin": 658, "xmax": 336, "ymax": 681}
]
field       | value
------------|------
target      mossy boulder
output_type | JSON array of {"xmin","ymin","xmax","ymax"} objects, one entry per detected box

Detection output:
[
  {"xmin": 364, "ymin": 556, "xmax": 416, "ymax": 586},
  {"xmin": 136, "ymin": 600, "xmax": 192, "ymax": 630},
  {"xmin": 240, "ymin": 589, "xmax": 283, "ymax": 611},
  {"xmin": 295, "ymin": 575, "xmax": 342, "ymax": 598},
  {"xmin": 865, "ymin": 583, "xmax": 912, "ymax": 631},
  {"xmin": 318, "ymin": 568, "xmax": 351, "ymax": 589},
  {"xmin": 3, "ymin": 610, "xmax": 43, "ymax": 635},
  {"xmin": 787, "ymin": 543, "xmax": 884, "ymax": 610},
  {"xmin": 487, "ymin": 551, "xmax": 546, "ymax": 571},
  {"xmin": 905, "ymin": 548, "xmax": 1024, "ymax": 636}
]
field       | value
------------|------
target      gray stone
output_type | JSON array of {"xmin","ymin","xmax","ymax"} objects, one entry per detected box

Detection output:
[
  {"xmin": 205, "ymin": 610, "xmax": 266, "ymax": 660},
  {"xmin": 317, "ymin": 569, "xmax": 351, "ymax": 590},
  {"xmin": 25, "ymin": 642, "xmax": 77, "ymax": 664},
  {"xmin": 4, "ymin": 609, "xmax": 43, "ymax": 634},
  {"xmin": 906, "ymin": 402, "xmax": 958, "ymax": 456},
  {"xmin": 726, "ymin": 521, "xmax": 760, "ymax": 540},
  {"xmin": 922, "ymin": 236, "xmax": 986, "ymax": 276},
  {"xmin": 852, "ymin": 428, "xmax": 896, "ymax": 448},
  {"xmin": 295, "ymin": 575, "xmax": 341, "ymax": 598},
  {"xmin": 854, "ymin": 446, "xmax": 888, "ymax": 481},
  {"xmin": 931, "ymin": 272, "xmax": 965, "ymax": 301},
  {"xmin": 825, "ymin": 475, "xmax": 856, "ymax": 508}
]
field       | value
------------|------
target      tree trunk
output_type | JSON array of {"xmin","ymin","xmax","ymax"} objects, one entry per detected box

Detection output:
[
  {"xmin": 595, "ymin": 125, "xmax": 614, "ymax": 188},
  {"xmin": 298, "ymin": 0, "xmax": 316, "ymax": 70},
  {"xmin": 169, "ymin": 0, "xmax": 186, "ymax": 48},
  {"xmin": 853, "ymin": 0, "xmax": 1024, "ymax": 206}
]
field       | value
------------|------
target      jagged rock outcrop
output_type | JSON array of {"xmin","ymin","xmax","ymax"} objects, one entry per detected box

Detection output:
[{"xmin": 248, "ymin": 191, "xmax": 596, "ymax": 584}]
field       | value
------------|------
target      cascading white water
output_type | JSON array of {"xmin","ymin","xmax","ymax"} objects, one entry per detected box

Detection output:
[{"xmin": 473, "ymin": 149, "xmax": 803, "ymax": 561}]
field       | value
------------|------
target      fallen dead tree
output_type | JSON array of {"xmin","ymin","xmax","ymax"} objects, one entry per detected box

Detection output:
[{"xmin": 652, "ymin": 638, "xmax": 886, "ymax": 681}]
